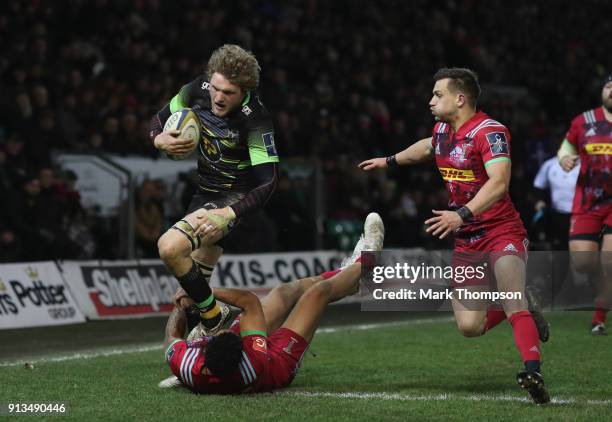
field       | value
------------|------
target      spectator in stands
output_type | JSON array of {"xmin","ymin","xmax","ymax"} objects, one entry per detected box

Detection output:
[
  {"xmin": 134, "ymin": 179, "xmax": 164, "ymax": 258},
  {"xmin": 0, "ymin": 226, "xmax": 22, "ymax": 263},
  {"xmin": 0, "ymin": 0, "xmax": 609, "ymax": 259}
]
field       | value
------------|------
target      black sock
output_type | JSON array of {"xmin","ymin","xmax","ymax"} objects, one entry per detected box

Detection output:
[
  {"xmin": 186, "ymin": 309, "xmax": 201, "ymax": 332},
  {"xmin": 176, "ymin": 262, "xmax": 214, "ymax": 305},
  {"xmin": 177, "ymin": 262, "xmax": 220, "ymax": 325}
]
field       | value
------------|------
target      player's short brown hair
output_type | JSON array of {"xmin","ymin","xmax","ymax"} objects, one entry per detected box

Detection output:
[
  {"xmin": 434, "ymin": 68, "xmax": 481, "ymax": 108},
  {"xmin": 207, "ymin": 44, "xmax": 260, "ymax": 92}
]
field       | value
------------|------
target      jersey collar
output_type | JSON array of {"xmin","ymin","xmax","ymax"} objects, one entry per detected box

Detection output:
[
  {"xmin": 454, "ymin": 110, "xmax": 489, "ymax": 139},
  {"xmin": 241, "ymin": 91, "xmax": 251, "ymax": 106}
]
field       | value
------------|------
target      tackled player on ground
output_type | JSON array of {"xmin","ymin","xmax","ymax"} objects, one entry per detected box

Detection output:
[{"xmin": 160, "ymin": 213, "xmax": 384, "ymax": 394}]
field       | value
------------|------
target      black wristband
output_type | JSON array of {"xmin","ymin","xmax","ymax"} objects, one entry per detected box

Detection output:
[
  {"xmin": 386, "ymin": 154, "xmax": 398, "ymax": 168},
  {"xmin": 456, "ymin": 206, "xmax": 473, "ymax": 222}
]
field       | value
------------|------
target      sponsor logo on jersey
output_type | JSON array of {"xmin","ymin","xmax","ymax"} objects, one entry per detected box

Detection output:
[
  {"xmin": 485, "ymin": 132, "xmax": 509, "ymax": 156},
  {"xmin": 439, "ymin": 167, "xmax": 476, "ymax": 181},
  {"xmin": 262, "ymin": 132, "xmax": 278, "ymax": 157},
  {"xmin": 283, "ymin": 337, "xmax": 299, "ymax": 355},
  {"xmin": 449, "ymin": 145, "xmax": 467, "ymax": 162},
  {"xmin": 503, "ymin": 243, "xmax": 518, "ymax": 252},
  {"xmin": 201, "ymin": 81, "xmax": 210, "ymax": 90},
  {"xmin": 253, "ymin": 337, "xmax": 267, "ymax": 353},
  {"xmin": 200, "ymin": 134, "xmax": 222, "ymax": 163},
  {"xmin": 242, "ymin": 105, "xmax": 253, "ymax": 116},
  {"xmin": 585, "ymin": 143, "xmax": 612, "ymax": 155},
  {"xmin": 166, "ymin": 345, "xmax": 176, "ymax": 362}
]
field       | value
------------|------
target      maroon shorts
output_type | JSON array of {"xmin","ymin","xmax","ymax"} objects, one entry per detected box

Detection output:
[
  {"xmin": 229, "ymin": 316, "xmax": 309, "ymax": 391},
  {"xmin": 569, "ymin": 204, "xmax": 612, "ymax": 241},
  {"xmin": 452, "ymin": 234, "xmax": 529, "ymax": 287}
]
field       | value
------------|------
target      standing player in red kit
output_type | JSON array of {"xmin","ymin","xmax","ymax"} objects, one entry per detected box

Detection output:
[
  {"xmin": 557, "ymin": 74, "xmax": 612, "ymax": 335},
  {"xmin": 359, "ymin": 68, "xmax": 550, "ymax": 404},
  {"xmin": 162, "ymin": 213, "xmax": 384, "ymax": 394}
]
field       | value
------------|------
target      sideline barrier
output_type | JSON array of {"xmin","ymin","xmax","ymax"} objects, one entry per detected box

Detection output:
[
  {"xmin": 2, "ymin": 249, "xmax": 588, "ymax": 328},
  {"xmin": 56, "ymin": 251, "xmax": 346, "ymax": 321},
  {"xmin": 0, "ymin": 262, "xmax": 85, "ymax": 329}
]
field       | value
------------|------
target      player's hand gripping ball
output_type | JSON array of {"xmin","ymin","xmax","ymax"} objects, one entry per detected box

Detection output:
[{"xmin": 163, "ymin": 108, "xmax": 200, "ymax": 160}]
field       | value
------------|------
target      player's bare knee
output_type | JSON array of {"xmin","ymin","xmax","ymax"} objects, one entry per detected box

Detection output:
[
  {"xmin": 571, "ymin": 254, "xmax": 598, "ymax": 274},
  {"xmin": 456, "ymin": 318, "xmax": 484, "ymax": 337},
  {"xmin": 457, "ymin": 325, "xmax": 483, "ymax": 337},
  {"xmin": 158, "ymin": 234, "xmax": 186, "ymax": 264},
  {"xmin": 305, "ymin": 282, "xmax": 333, "ymax": 302},
  {"xmin": 273, "ymin": 283, "xmax": 299, "ymax": 304}
]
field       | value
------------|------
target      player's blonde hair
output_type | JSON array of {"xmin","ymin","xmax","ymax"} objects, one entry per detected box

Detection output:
[{"xmin": 207, "ymin": 44, "xmax": 260, "ymax": 92}]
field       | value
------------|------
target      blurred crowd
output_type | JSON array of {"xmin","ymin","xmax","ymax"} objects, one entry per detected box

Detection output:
[{"xmin": 0, "ymin": 0, "xmax": 609, "ymax": 261}]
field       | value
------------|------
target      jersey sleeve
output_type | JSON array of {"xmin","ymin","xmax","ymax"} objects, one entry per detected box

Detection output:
[
  {"xmin": 169, "ymin": 76, "xmax": 207, "ymax": 113},
  {"xmin": 165, "ymin": 339, "xmax": 187, "ymax": 377},
  {"xmin": 238, "ymin": 335, "xmax": 269, "ymax": 386},
  {"xmin": 150, "ymin": 76, "xmax": 208, "ymax": 140},
  {"xmin": 247, "ymin": 119, "xmax": 279, "ymax": 166},
  {"xmin": 475, "ymin": 126, "xmax": 512, "ymax": 168},
  {"xmin": 564, "ymin": 115, "xmax": 582, "ymax": 148}
]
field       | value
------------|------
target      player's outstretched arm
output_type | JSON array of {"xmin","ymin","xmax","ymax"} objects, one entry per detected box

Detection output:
[
  {"xmin": 358, "ymin": 137, "xmax": 434, "ymax": 170},
  {"xmin": 164, "ymin": 307, "xmax": 188, "ymax": 347},
  {"xmin": 212, "ymin": 288, "xmax": 266, "ymax": 333}
]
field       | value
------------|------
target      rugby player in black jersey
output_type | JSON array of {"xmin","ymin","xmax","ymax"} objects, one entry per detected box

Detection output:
[{"xmin": 149, "ymin": 45, "xmax": 279, "ymax": 335}]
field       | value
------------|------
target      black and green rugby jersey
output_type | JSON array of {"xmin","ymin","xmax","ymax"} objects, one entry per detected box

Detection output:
[{"xmin": 168, "ymin": 76, "xmax": 279, "ymax": 194}]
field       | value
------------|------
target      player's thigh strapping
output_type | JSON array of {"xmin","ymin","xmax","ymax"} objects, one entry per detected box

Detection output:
[{"xmin": 172, "ymin": 192, "xmax": 245, "ymax": 250}]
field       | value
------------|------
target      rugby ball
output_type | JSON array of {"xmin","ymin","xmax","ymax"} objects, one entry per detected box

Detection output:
[{"xmin": 163, "ymin": 108, "xmax": 200, "ymax": 160}]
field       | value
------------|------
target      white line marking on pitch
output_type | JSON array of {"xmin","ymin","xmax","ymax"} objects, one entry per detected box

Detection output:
[
  {"xmin": 0, "ymin": 317, "xmax": 453, "ymax": 367},
  {"xmin": 0, "ymin": 344, "xmax": 163, "ymax": 367},
  {"xmin": 317, "ymin": 317, "xmax": 454, "ymax": 334},
  {"xmin": 278, "ymin": 391, "xmax": 612, "ymax": 406}
]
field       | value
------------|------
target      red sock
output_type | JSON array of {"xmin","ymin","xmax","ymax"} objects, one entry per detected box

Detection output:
[
  {"xmin": 321, "ymin": 269, "xmax": 342, "ymax": 280},
  {"xmin": 483, "ymin": 306, "xmax": 506, "ymax": 333},
  {"xmin": 592, "ymin": 300, "xmax": 609, "ymax": 325},
  {"xmin": 508, "ymin": 310, "xmax": 541, "ymax": 363}
]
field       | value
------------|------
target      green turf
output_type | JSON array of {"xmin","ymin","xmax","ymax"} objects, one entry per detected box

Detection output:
[{"xmin": 2, "ymin": 312, "xmax": 610, "ymax": 421}]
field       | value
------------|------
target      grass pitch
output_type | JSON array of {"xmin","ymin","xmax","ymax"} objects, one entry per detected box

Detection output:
[{"xmin": 2, "ymin": 311, "xmax": 611, "ymax": 421}]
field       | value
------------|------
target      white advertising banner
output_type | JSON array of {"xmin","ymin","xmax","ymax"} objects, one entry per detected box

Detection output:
[
  {"xmin": 0, "ymin": 262, "xmax": 86, "ymax": 329},
  {"xmin": 60, "ymin": 260, "xmax": 180, "ymax": 319},
  {"xmin": 59, "ymin": 251, "xmax": 348, "ymax": 320},
  {"xmin": 210, "ymin": 251, "xmax": 345, "ymax": 290}
]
